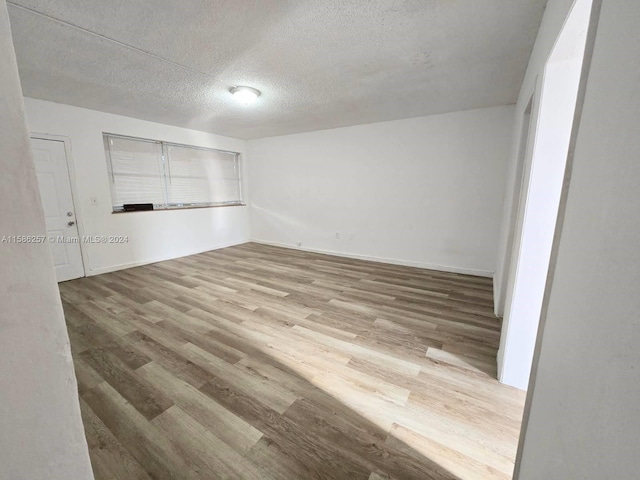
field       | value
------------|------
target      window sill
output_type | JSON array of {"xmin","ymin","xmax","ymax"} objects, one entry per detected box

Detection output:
[{"xmin": 111, "ymin": 203, "xmax": 246, "ymax": 214}]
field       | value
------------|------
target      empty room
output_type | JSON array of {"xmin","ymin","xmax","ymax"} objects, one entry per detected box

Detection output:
[{"xmin": 2, "ymin": 0, "xmax": 639, "ymax": 479}]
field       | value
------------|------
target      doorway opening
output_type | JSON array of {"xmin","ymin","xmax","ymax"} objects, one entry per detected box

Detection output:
[{"xmin": 498, "ymin": 0, "xmax": 595, "ymax": 390}]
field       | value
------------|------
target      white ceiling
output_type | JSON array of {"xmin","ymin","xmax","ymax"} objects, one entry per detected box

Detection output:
[{"xmin": 8, "ymin": 0, "xmax": 547, "ymax": 139}]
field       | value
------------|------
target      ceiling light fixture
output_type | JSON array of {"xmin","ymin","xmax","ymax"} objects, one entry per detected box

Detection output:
[{"xmin": 230, "ymin": 86, "xmax": 261, "ymax": 105}]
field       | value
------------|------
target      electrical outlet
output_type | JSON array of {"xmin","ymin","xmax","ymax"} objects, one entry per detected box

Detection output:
[
  {"xmin": 90, "ymin": 196, "xmax": 98, "ymax": 206},
  {"xmin": 335, "ymin": 232, "xmax": 341, "ymax": 240},
  {"xmin": 296, "ymin": 241, "xmax": 301, "ymax": 247}
]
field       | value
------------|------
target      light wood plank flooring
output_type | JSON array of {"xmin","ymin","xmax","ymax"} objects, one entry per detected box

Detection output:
[{"xmin": 59, "ymin": 243, "xmax": 525, "ymax": 480}]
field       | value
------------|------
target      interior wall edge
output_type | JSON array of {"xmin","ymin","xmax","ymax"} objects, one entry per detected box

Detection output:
[{"xmin": 0, "ymin": 0, "xmax": 93, "ymax": 476}]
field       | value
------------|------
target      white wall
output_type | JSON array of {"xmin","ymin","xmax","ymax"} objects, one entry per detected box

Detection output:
[
  {"xmin": 24, "ymin": 98, "xmax": 250, "ymax": 276},
  {"xmin": 0, "ymin": 1, "xmax": 93, "ymax": 477},
  {"xmin": 517, "ymin": 0, "xmax": 640, "ymax": 477},
  {"xmin": 248, "ymin": 106, "xmax": 514, "ymax": 276},
  {"xmin": 494, "ymin": 0, "xmax": 577, "ymax": 313},
  {"xmin": 498, "ymin": 0, "xmax": 590, "ymax": 390}
]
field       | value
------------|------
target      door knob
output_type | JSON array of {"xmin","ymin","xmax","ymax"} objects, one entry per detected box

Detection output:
[
  {"xmin": 68, "ymin": 221, "xmax": 76, "ymax": 227},
  {"xmin": 67, "ymin": 212, "xmax": 73, "ymax": 217}
]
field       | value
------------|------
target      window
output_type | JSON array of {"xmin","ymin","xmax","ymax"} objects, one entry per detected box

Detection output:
[{"xmin": 104, "ymin": 133, "xmax": 243, "ymax": 212}]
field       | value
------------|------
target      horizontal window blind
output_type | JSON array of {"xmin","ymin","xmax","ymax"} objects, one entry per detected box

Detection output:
[
  {"xmin": 103, "ymin": 134, "xmax": 242, "ymax": 211},
  {"xmin": 164, "ymin": 144, "xmax": 241, "ymax": 206},
  {"xmin": 104, "ymin": 136, "xmax": 166, "ymax": 207}
]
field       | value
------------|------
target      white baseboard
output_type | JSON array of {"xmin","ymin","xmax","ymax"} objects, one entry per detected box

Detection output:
[
  {"xmin": 85, "ymin": 240, "xmax": 250, "ymax": 276},
  {"xmin": 250, "ymin": 239, "xmax": 494, "ymax": 278}
]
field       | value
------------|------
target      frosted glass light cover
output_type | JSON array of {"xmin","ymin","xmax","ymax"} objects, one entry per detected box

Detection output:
[{"xmin": 230, "ymin": 86, "xmax": 261, "ymax": 105}]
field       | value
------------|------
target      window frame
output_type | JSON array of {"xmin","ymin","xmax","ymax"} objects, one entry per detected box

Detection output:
[{"xmin": 103, "ymin": 132, "xmax": 244, "ymax": 213}]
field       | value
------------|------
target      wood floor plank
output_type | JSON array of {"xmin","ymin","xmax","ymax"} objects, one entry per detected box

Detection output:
[
  {"xmin": 83, "ymin": 382, "xmax": 195, "ymax": 479},
  {"xmin": 245, "ymin": 436, "xmax": 312, "ymax": 480},
  {"xmin": 60, "ymin": 242, "xmax": 525, "ymax": 480},
  {"xmin": 284, "ymin": 397, "xmax": 457, "ymax": 480},
  {"xmin": 152, "ymin": 405, "xmax": 268, "ymax": 480},
  {"xmin": 125, "ymin": 330, "xmax": 214, "ymax": 388},
  {"xmin": 80, "ymin": 398, "xmax": 152, "ymax": 480},
  {"xmin": 198, "ymin": 381, "xmax": 372, "ymax": 480},
  {"xmin": 80, "ymin": 347, "xmax": 173, "ymax": 420},
  {"xmin": 138, "ymin": 361, "xmax": 263, "ymax": 452},
  {"xmin": 180, "ymin": 342, "xmax": 299, "ymax": 414}
]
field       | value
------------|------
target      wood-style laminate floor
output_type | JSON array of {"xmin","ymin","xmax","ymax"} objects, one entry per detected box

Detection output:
[{"xmin": 59, "ymin": 243, "xmax": 525, "ymax": 480}]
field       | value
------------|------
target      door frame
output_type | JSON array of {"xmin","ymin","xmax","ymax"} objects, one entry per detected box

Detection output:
[
  {"xmin": 31, "ymin": 133, "xmax": 88, "ymax": 279},
  {"xmin": 496, "ymin": 89, "xmax": 537, "ymax": 318}
]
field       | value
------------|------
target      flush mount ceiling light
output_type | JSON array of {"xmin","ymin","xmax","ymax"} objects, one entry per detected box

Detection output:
[{"xmin": 230, "ymin": 86, "xmax": 261, "ymax": 105}]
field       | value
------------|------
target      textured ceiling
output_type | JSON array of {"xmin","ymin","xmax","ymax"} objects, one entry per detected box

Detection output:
[{"xmin": 8, "ymin": 0, "xmax": 547, "ymax": 139}]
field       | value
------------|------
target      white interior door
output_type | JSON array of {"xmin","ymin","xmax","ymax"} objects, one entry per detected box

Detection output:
[{"xmin": 31, "ymin": 138, "xmax": 84, "ymax": 282}]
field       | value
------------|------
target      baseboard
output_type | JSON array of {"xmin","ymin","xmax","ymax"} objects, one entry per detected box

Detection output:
[
  {"xmin": 85, "ymin": 239, "xmax": 250, "ymax": 276},
  {"xmin": 250, "ymin": 239, "xmax": 494, "ymax": 278}
]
